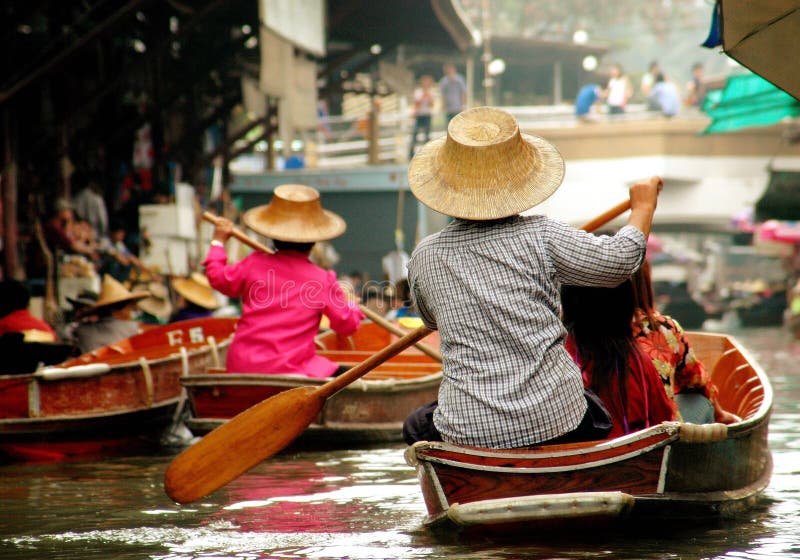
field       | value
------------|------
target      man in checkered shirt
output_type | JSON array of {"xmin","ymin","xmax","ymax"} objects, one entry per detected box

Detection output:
[{"xmin": 402, "ymin": 107, "xmax": 661, "ymax": 449}]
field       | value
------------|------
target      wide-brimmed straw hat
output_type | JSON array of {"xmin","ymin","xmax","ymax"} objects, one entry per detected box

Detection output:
[
  {"xmin": 408, "ymin": 106, "xmax": 565, "ymax": 220},
  {"xmin": 171, "ymin": 274, "xmax": 220, "ymax": 310},
  {"xmin": 242, "ymin": 184, "xmax": 346, "ymax": 242},
  {"xmin": 134, "ymin": 281, "xmax": 173, "ymax": 319},
  {"xmin": 80, "ymin": 275, "xmax": 149, "ymax": 317}
]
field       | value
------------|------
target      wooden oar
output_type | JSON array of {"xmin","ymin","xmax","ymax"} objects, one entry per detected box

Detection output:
[
  {"xmin": 164, "ymin": 324, "xmax": 432, "ymax": 504},
  {"xmin": 202, "ymin": 211, "xmax": 275, "ymax": 254},
  {"xmin": 579, "ymin": 200, "xmax": 631, "ymax": 232},
  {"xmin": 359, "ymin": 304, "xmax": 443, "ymax": 362}
]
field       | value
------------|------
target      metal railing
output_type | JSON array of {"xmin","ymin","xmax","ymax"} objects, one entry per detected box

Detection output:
[{"xmin": 235, "ymin": 104, "xmax": 704, "ymax": 172}]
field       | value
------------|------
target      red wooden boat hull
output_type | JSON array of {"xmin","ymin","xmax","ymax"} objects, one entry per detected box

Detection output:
[
  {"xmin": 405, "ymin": 332, "xmax": 773, "ymax": 534},
  {"xmin": 0, "ymin": 318, "xmax": 237, "ymax": 462},
  {"xmin": 183, "ymin": 321, "xmax": 442, "ymax": 444}
]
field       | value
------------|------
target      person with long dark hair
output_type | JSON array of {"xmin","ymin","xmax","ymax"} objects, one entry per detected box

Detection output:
[{"xmin": 562, "ymin": 280, "xmax": 676, "ymax": 438}]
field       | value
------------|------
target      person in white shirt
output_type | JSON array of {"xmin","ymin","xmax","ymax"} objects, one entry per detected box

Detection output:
[{"xmin": 604, "ymin": 64, "xmax": 633, "ymax": 115}]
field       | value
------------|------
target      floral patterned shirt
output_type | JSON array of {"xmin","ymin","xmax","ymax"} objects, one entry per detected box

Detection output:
[{"xmin": 633, "ymin": 309, "xmax": 716, "ymax": 401}]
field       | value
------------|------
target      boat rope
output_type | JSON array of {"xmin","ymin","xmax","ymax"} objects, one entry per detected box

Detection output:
[
  {"xmin": 171, "ymin": 346, "xmax": 190, "ymax": 427},
  {"xmin": 207, "ymin": 336, "xmax": 220, "ymax": 369},
  {"xmin": 28, "ymin": 378, "xmax": 41, "ymax": 418},
  {"xmin": 180, "ymin": 346, "xmax": 189, "ymax": 378},
  {"xmin": 139, "ymin": 357, "xmax": 154, "ymax": 407},
  {"xmin": 678, "ymin": 422, "xmax": 727, "ymax": 443}
]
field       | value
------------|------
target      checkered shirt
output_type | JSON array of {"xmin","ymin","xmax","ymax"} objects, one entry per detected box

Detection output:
[{"xmin": 408, "ymin": 214, "xmax": 646, "ymax": 448}]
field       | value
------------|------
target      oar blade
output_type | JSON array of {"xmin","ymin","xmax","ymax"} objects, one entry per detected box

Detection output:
[{"xmin": 164, "ymin": 385, "xmax": 324, "ymax": 504}]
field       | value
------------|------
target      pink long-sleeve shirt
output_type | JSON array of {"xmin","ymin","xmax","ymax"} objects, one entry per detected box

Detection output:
[{"xmin": 203, "ymin": 245, "xmax": 364, "ymax": 377}]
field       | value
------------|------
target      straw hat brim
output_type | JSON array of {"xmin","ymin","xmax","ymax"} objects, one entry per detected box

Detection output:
[
  {"xmin": 79, "ymin": 291, "xmax": 149, "ymax": 317},
  {"xmin": 137, "ymin": 296, "xmax": 173, "ymax": 319},
  {"xmin": 171, "ymin": 277, "xmax": 220, "ymax": 310},
  {"xmin": 242, "ymin": 206, "xmax": 346, "ymax": 243},
  {"xmin": 408, "ymin": 132, "xmax": 565, "ymax": 220},
  {"xmin": 132, "ymin": 282, "xmax": 173, "ymax": 318}
]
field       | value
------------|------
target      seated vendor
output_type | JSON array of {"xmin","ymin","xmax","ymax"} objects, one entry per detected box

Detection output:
[{"xmin": 71, "ymin": 274, "xmax": 149, "ymax": 353}]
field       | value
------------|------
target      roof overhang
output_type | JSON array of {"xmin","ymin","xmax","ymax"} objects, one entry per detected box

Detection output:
[{"xmin": 490, "ymin": 35, "xmax": 608, "ymax": 67}]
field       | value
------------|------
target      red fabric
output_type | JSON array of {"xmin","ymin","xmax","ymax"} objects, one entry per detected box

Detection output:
[
  {"xmin": 566, "ymin": 337, "xmax": 676, "ymax": 438},
  {"xmin": 0, "ymin": 310, "xmax": 57, "ymax": 339}
]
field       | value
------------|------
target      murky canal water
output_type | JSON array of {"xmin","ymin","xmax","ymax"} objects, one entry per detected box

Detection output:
[{"xmin": 1, "ymin": 326, "xmax": 799, "ymax": 560}]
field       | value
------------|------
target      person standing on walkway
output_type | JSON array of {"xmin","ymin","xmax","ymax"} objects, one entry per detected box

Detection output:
[
  {"xmin": 685, "ymin": 62, "xmax": 706, "ymax": 108},
  {"xmin": 439, "ymin": 63, "xmax": 467, "ymax": 124},
  {"xmin": 408, "ymin": 74, "xmax": 435, "ymax": 160},
  {"xmin": 604, "ymin": 63, "xmax": 633, "ymax": 115}
]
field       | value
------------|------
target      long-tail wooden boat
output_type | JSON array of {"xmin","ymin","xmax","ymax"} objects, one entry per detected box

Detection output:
[
  {"xmin": 182, "ymin": 320, "xmax": 442, "ymax": 444},
  {"xmin": 404, "ymin": 331, "xmax": 772, "ymax": 534},
  {"xmin": 0, "ymin": 317, "xmax": 238, "ymax": 462}
]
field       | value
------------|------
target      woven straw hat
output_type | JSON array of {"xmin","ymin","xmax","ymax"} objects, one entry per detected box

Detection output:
[
  {"xmin": 242, "ymin": 184, "xmax": 346, "ymax": 242},
  {"xmin": 408, "ymin": 106, "xmax": 565, "ymax": 220},
  {"xmin": 171, "ymin": 274, "xmax": 219, "ymax": 310},
  {"xmin": 80, "ymin": 275, "xmax": 149, "ymax": 317},
  {"xmin": 134, "ymin": 281, "xmax": 173, "ymax": 319}
]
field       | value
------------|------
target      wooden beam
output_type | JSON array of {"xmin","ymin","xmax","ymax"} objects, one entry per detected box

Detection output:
[
  {"xmin": 0, "ymin": 0, "xmax": 151, "ymax": 106},
  {"xmin": 203, "ymin": 117, "xmax": 265, "ymax": 165},
  {"xmin": 2, "ymin": 109, "xmax": 19, "ymax": 279}
]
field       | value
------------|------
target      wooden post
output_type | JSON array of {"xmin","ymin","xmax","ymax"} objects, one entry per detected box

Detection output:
[
  {"xmin": 265, "ymin": 97, "xmax": 277, "ymax": 171},
  {"xmin": 2, "ymin": 109, "xmax": 18, "ymax": 279},
  {"xmin": 368, "ymin": 96, "xmax": 379, "ymax": 165}
]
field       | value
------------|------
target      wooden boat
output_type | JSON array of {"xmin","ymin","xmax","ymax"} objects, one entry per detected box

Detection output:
[
  {"xmin": 0, "ymin": 317, "xmax": 237, "ymax": 462},
  {"xmin": 182, "ymin": 320, "xmax": 442, "ymax": 444},
  {"xmin": 405, "ymin": 331, "xmax": 772, "ymax": 534}
]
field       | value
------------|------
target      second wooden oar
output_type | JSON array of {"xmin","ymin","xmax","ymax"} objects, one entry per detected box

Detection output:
[
  {"xmin": 164, "ymin": 324, "xmax": 432, "ymax": 504},
  {"xmin": 359, "ymin": 304, "xmax": 442, "ymax": 362}
]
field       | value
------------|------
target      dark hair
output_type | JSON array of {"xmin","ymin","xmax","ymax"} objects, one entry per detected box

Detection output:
[
  {"xmin": 561, "ymin": 280, "xmax": 637, "ymax": 413},
  {"xmin": 0, "ymin": 280, "xmax": 31, "ymax": 317},
  {"xmin": 273, "ymin": 240, "xmax": 314, "ymax": 253},
  {"xmin": 109, "ymin": 218, "xmax": 127, "ymax": 233},
  {"xmin": 395, "ymin": 278, "xmax": 412, "ymax": 306},
  {"xmin": 631, "ymin": 260, "xmax": 658, "ymax": 329}
]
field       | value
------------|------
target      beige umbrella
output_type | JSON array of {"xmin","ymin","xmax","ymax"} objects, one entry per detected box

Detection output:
[{"xmin": 721, "ymin": 1, "xmax": 800, "ymax": 100}]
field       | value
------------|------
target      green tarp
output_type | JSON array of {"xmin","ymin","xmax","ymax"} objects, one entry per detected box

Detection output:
[{"xmin": 702, "ymin": 72, "xmax": 800, "ymax": 134}]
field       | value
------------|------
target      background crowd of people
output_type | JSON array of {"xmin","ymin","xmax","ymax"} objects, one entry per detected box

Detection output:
[{"xmin": 576, "ymin": 59, "xmax": 707, "ymax": 120}]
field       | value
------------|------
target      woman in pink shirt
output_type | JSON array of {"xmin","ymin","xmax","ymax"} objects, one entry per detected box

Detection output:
[{"xmin": 203, "ymin": 184, "xmax": 364, "ymax": 377}]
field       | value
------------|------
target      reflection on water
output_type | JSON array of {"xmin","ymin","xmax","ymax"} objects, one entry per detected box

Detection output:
[{"xmin": 1, "ymin": 327, "xmax": 799, "ymax": 560}]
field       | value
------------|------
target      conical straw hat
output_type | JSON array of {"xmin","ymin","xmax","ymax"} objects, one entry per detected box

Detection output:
[
  {"xmin": 171, "ymin": 275, "xmax": 220, "ymax": 310},
  {"xmin": 408, "ymin": 106, "xmax": 565, "ymax": 220},
  {"xmin": 80, "ymin": 274, "xmax": 149, "ymax": 317},
  {"xmin": 242, "ymin": 184, "xmax": 346, "ymax": 242}
]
